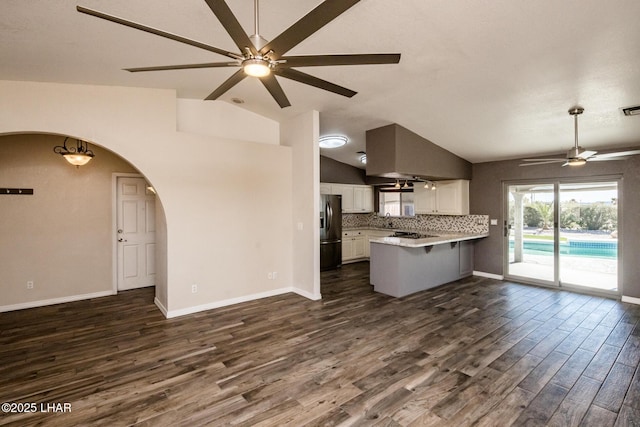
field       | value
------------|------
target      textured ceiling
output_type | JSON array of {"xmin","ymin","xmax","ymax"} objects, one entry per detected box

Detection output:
[{"xmin": 2, "ymin": 0, "xmax": 640, "ymax": 168}]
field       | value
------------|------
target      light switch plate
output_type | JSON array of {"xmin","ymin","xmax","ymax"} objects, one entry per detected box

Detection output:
[{"xmin": 490, "ymin": 219, "xmax": 498, "ymax": 226}]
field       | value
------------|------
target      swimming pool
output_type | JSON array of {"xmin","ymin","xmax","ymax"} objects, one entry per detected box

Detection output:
[{"xmin": 509, "ymin": 239, "xmax": 617, "ymax": 259}]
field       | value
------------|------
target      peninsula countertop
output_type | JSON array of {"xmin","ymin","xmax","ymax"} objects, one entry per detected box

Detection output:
[{"xmin": 368, "ymin": 231, "xmax": 489, "ymax": 248}]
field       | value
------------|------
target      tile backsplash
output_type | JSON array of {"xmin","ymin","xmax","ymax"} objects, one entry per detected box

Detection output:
[{"xmin": 343, "ymin": 213, "xmax": 489, "ymax": 234}]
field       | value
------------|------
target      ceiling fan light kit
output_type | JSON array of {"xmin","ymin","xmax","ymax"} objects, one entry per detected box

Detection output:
[
  {"xmin": 76, "ymin": 0, "xmax": 401, "ymax": 108},
  {"xmin": 242, "ymin": 58, "xmax": 271, "ymax": 77},
  {"xmin": 519, "ymin": 106, "xmax": 640, "ymax": 167}
]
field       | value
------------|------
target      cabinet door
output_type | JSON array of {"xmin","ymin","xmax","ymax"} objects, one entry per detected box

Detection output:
[
  {"xmin": 414, "ymin": 185, "xmax": 436, "ymax": 214},
  {"xmin": 340, "ymin": 185, "xmax": 354, "ymax": 212},
  {"xmin": 353, "ymin": 187, "xmax": 365, "ymax": 212},
  {"xmin": 342, "ymin": 238, "xmax": 353, "ymax": 261},
  {"xmin": 437, "ymin": 180, "xmax": 469, "ymax": 215},
  {"xmin": 320, "ymin": 183, "xmax": 333, "ymax": 195},
  {"xmin": 363, "ymin": 187, "xmax": 374, "ymax": 212},
  {"xmin": 353, "ymin": 236, "xmax": 366, "ymax": 258}
]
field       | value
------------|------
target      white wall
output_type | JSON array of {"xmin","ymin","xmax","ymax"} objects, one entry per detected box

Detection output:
[
  {"xmin": 0, "ymin": 80, "xmax": 294, "ymax": 317},
  {"xmin": 177, "ymin": 99, "xmax": 279, "ymax": 145},
  {"xmin": 281, "ymin": 111, "xmax": 321, "ymax": 299}
]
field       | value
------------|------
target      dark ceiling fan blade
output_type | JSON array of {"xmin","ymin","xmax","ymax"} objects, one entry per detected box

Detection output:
[
  {"xmin": 275, "ymin": 68, "xmax": 356, "ymax": 98},
  {"xmin": 591, "ymin": 149, "xmax": 640, "ymax": 159},
  {"xmin": 279, "ymin": 53, "xmax": 401, "ymax": 68},
  {"xmin": 125, "ymin": 62, "xmax": 239, "ymax": 72},
  {"xmin": 76, "ymin": 6, "xmax": 241, "ymax": 60},
  {"xmin": 259, "ymin": 0, "xmax": 360, "ymax": 58},
  {"xmin": 204, "ymin": 69, "xmax": 247, "ymax": 100},
  {"xmin": 203, "ymin": 0, "xmax": 257, "ymax": 55},
  {"xmin": 259, "ymin": 75, "xmax": 291, "ymax": 108}
]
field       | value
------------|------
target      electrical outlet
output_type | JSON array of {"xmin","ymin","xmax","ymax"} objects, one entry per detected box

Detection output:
[
  {"xmin": 272, "ymin": 271, "xmax": 278, "ymax": 280},
  {"xmin": 27, "ymin": 281, "xmax": 34, "ymax": 289},
  {"xmin": 191, "ymin": 284, "xmax": 198, "ymax": 293}
]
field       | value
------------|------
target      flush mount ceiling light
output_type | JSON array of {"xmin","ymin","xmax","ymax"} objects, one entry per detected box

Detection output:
[
  {"xmin": 319, "ymin": 135, "xmax": 348, "ymax": 149},
  {"xmin": 357, "ymin": 150, "xmax": 367, "ymax": 164},
  {"xmin": 53, "ymin": 137, "xmax": 95, "ymax": 167}
]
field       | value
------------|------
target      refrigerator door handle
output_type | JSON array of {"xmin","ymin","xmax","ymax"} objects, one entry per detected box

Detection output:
[{"xmin": 327, "ymin": 202, "xmax": 332, "ymax": 233}]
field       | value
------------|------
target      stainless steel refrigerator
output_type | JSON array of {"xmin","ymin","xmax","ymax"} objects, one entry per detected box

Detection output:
[{"xmin": 320, "ymin": 194, "xmax": 342, "ymax": 271}]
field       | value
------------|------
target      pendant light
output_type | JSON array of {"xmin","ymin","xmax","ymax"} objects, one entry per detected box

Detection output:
[{"xmin": 53, "ymin": 137, "xmax": 95, "ymax": 167}]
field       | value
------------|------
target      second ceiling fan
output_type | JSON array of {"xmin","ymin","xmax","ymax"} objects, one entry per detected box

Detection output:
[
  {"xmin": 77, "ymin": 0, "xmax": 401, "ymax": 108},
  {"xmin": 520, "ymin": 107, "xmax": 640, "ymax": 167}
]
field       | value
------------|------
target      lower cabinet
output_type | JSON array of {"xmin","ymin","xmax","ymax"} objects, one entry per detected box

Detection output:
[
  {"xmin": 370, "ymin": 240, "xmax": 476, "ymax": 297},
  {"xmin": 342, "ymin": 230, "xmax": 367, "ymax": 262}
]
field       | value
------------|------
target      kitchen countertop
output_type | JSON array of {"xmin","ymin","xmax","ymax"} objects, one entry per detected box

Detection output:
[{"xmin": 368, "ymin": 231, "xmax": 489, "ymax": 248}]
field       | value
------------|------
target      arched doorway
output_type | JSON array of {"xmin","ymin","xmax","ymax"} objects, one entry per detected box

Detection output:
[{"xmin": 0, "ymin": 132, "xmax": 168, "ymax": 311}]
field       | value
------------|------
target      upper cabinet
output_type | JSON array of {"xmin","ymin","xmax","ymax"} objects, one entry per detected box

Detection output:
[
  {"xmin": 414, "ymin": 180, "xmax": 469, "ymax": 215},
  {"xmin": 321, "ymin": 183, "xmax": 374, "ymax": 213}
]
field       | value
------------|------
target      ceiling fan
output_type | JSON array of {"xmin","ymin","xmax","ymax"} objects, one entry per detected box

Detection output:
[
  {"xmin": 520, "ymin": 107, "xmax": 640, "ymax": 167},
  {"xmin": 77, "ymin": 0, "xmax": 401, "ymax": 108}
]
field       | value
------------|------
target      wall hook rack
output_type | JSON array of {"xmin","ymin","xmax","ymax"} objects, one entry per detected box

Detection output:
[{"xmin": 1, "ymin": 188, "xmax": 34, "ymax": 195}]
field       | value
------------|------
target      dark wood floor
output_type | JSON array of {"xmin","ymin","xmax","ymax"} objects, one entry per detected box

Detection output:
[{"xmin": 2, "ymin": 262, "xmax": 640, "ymax": 426}]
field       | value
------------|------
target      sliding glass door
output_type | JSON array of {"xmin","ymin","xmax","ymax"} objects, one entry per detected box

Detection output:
[
  {"xmin": 505, "ymin": 179, "xmax": 619, "ymax": 294},
  {"xmin": 559, "ymin": 182, "xmax": 618, "ymax": 292},
  {"xmin": 506, "ymin": 183, "xmax": 557, "ymax": 284}
]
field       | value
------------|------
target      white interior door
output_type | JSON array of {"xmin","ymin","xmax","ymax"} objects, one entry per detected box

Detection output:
[{"xmin": 117, "ymin": 177, "xmax": 156, "ymax": 290}]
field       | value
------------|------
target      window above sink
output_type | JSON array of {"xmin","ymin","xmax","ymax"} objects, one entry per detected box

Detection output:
[{"xmin": 379, "ymin": 190, "xmax": 414, "ymax": 217}]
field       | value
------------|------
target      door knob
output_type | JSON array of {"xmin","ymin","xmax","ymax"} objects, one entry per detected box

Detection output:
[{"xmin": 118, "ymin": 237, "xmax": 128, "ymax": 242}]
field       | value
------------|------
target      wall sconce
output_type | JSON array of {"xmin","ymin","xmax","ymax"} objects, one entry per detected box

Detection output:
[{"xmin": 53, "ymin": 137, "xmax": 95, "ymax": 167}]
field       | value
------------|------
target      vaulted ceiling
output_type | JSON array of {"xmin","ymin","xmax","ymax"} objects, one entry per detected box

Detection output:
[{"xmin": 2, "ymin": 0, "xmax": 640, "ymax": 168}]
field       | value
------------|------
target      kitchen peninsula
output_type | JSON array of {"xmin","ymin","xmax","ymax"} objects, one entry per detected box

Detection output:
[{"xmin": 369, "ymin": 231, "xmax": 488, "ymax": 297}]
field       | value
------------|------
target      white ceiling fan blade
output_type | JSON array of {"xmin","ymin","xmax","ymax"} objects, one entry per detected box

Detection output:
[
  {"xmin": 521, "ymin": 158, "xmax": 566, "ymax": 162},
  {"xmin": 580, "ymin": 150, "xmax": 597, "ymax": 159},
  {"xmin": 519, "ymin": 160, "xmax": 566, "ymax": 166},
  {"xmin": 588, "ymin": 157, "xmax": 628, "ymax": 162},
  {"xmin": 591, "ymin": 149, "xmax": 640, "ymax": 159}
]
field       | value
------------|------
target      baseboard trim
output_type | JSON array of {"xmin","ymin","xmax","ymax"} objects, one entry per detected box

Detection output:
[
  {"xmin": 165, "ymin": 287, "xmax": 313, "ymax": 319},
  {"xmin": 622, "ymin": 296, "xmax": 640, "ymax": 305},
  {"xmin": 293, "ymin": 288, "xmax": 322, "ymax": 301},
  {"xmin": 473, "ymin": 271, "xmax": 504, "ymax": 280},
  {"xmin": 0, "ymin": 290, "xmax": 116, "ymax": 313},
  {"xmin": 154, "ymin": 297, "xmax": 169, "ymax": 317}
]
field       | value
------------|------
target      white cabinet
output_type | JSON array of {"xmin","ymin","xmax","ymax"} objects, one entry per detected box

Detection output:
[
  {"xmin": 414, "ymin": 180, "xmax": 469, "ymax": 215},
  {"xmin": 320, "ymin": 183, "xmax": 333, "ymax": 195},
  {"xmin": 320, "ymin": 183, "xmax": 373, "ymax": 213},
  {"xmin": 342, "ymin": 230, "xmax": 367, "ymax": 262}
]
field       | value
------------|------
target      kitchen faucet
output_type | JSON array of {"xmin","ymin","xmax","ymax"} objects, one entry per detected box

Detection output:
[{"xmin": 385, "ymin": 212, "xmax": 393, "ymax": 228}]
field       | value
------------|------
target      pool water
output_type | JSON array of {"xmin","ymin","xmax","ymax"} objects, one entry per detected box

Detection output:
[{"xmin": 509, "ymin": 239, "xmax": 617, "ymax": 259}]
